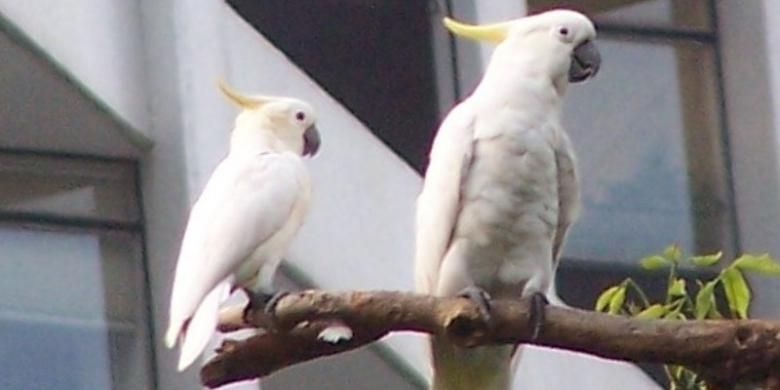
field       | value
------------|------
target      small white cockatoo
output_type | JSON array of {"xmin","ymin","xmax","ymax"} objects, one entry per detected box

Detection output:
[
  {"xmin": 415, "ymin": 10, "xmax": 600, "ymax": 390},
  {"xmin": 165, "ymin": 81, "xmax": 321, "ymax": 371}
]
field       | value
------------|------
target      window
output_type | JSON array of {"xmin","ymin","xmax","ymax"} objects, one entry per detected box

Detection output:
[{"xmin": 0, "ymin": 151, "xmax": 153, "ymax": 390}]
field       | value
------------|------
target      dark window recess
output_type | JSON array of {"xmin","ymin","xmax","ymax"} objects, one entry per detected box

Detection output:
[{"xmin": 228, "ymin": 0, "xmax": 441, "ymax": 172}]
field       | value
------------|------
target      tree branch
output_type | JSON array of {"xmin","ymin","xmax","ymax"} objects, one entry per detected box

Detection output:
[{"xmin": 200, "ymin": 290, "xmax": 780, "ymax": 389}]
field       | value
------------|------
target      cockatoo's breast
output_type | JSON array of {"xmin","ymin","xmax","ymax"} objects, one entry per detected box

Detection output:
[
  {"xmin": 232, "ymin": 152, "xmax": 312, "ymax": 288},
  {"xmin": 454, "ymin": 116, "xmax": 562, "ymax": 295}
]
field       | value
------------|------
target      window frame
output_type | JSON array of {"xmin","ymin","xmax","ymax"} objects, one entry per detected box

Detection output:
[{"xmin": 0, "ymin": 148, "xmax": 158, "ymax": 390}]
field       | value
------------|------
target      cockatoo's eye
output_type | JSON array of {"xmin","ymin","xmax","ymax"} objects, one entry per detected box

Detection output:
[
  {"xmin": 552, "ymin": 26, "xmax": 574, "ymax": 43},
  {"xmin": 555, "ymin": 25, "xmax": 573, "ymax": 42},
  {"xmin": 295, "ymin": 111, "xmax": 306, "ymax": 122}
]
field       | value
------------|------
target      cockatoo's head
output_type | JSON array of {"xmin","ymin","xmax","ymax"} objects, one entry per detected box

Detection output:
[
  {"xmin": 218, "ymin": 81, "xmax": 321, "ymax": 157},
  {"xmin": 444, "ymin": 9, "xmax": 600, "ymax": 88}
]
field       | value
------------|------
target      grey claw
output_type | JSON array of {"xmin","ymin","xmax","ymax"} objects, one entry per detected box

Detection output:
[
  {"xmin": 242, "ymin": 289, "xmax": 289, "ymax": 325},
  {"xmin": 458, "ymin": 286, "xmax": 492, "ymax": 322},
  {"xmin": 528, "ymin": 292, "xmax": 549, "ymax": 341},
  {"xmin": 264, "ymin": 290, "xmax": 290, "ymax": 317}
]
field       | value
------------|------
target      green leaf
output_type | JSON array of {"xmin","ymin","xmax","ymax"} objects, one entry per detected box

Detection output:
[
  {"xmin": 663, "ymin": 244, "xmax": 682, "ymax": 262},
  {"xmin": 595, "ymin": 285, "xmax": 620, "ymax": 312},
  {"xmin": 694, "ymin": 280, "xmax": 718, "ymax": 320},
  {"xmin": 664, "ymin": 310, "xmax": 687, "ymax": 320},
  {"xmin": 733, "ymin": 253, "xmax": 780, "ymax": 276},
  {"xmin": 691, "ymin": 251, "xmax": 722, "ymax": 267},
  {"xmin": 672, "ymin": 366, "xmax": 684, "ymax": 378},
  {"xmin": 608, "ymin": 285, "xmax": 626, "ymax": 314},
  {"xmin": 626, "ymin": 301, "xmax": 642, "ymax": 316},
  {"xmin": 706, "ymin": 302, "xmax": 723, "ymax": 319},
  {"xmin": 663, "ymin": 298, "xmax": 686, "ymax": 320},
  {"xmin": 635, "ymin": 304, "xmax": 666, "ymax": 319},
  {"xmin": 668, "ymin": 278, "xmax": 687, "ymax": 297},
  {"xmin": 640, "ymin": 255, "xmax": 669, "ymax": 270},
  {"xmin": 721, "ymin": 267, "xmax": 751, "ymax": 319}
]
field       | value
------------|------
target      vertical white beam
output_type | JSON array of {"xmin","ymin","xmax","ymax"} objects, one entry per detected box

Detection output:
[
  {"xmin": 471, "ymin": 0, "xmax": 528, "ymax": 67},
  {"xmin": 717, "ymin": 0, "xmax": 780, "ymax": 317}
]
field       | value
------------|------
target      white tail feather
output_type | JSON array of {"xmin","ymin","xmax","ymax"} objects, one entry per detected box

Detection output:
[
  {"xmin": 177, "ymin": 281, "xmax": 231, "ymax": 371},
  {"xmin": 164, "ymin": 320, "xmax": 181, "ymax": 349}
]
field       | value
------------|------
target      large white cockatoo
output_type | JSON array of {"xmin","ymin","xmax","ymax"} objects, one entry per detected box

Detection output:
[
  {"xmin": 415, "ymin": 10, "xmax": 600, "ymax": 390},
  {"xmin": 165, "ymin": 82, "xmax": 321, "ymax": 371}
]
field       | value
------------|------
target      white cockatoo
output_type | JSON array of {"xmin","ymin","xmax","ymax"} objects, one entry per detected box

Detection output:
[
  {"xmin": 415, "ymin": 10, "xmax": 600, "ymax": 390},
  {"xmin": 165, "ymin": 81, "xmax": 321, "ymax": 371}
]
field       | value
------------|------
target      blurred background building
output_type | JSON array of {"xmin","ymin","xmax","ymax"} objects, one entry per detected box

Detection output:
[{"xmin": 0, "ymin": 0, "xmax": 778, "ymax": 389}]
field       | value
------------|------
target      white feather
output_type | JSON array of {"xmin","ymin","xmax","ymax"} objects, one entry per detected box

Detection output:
[{"xmin": 177, "ymin": 279, "xmax": 231, "ymax": 371}]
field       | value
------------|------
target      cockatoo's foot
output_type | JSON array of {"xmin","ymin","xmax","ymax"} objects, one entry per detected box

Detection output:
[
  {"xmin": 528, "ymin": 292, "xmax": 549, "ymax": 341},
  {"xmin": 457, "ymin": 286, "xmax": 492, "ymax": 323},
  {"xmin": 242, "ymin": 289, "xmax": 268, "ymax": 323},
  {"xmin": 263, "ymin": 290, "xmax": 290, "ymax": 316},
  {"xmin": 242, "ymin": 289, "xmax": 289, "ymax": 324}
]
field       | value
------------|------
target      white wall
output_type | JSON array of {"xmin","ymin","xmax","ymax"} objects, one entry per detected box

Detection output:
[{"xmin": 0, "ymin": 0, "xmax": 150, "ymax": 136}]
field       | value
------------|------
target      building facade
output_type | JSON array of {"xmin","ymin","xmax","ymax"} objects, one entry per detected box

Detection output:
[{"xmin": 0, "ymin": 0, "xmax": 778, "ymax": 389}]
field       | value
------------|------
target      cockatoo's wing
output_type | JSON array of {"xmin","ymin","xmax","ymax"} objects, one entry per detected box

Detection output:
[
  {"xmin": 414, "ymin": 102, "xmax": 475, "ymax": 295},
  {"xmin": 165, "ymin": 152, "xmax": 307, "ymax": 370},
  {"xmin": 541, "ymin": 132, "xmax": 580, "ymax": 313},
  {"xmin": 551, "ymin": 132, "xmax": 580, "ymax": 266}
]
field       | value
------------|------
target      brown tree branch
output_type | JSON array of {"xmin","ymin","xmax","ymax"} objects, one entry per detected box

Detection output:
[{"xmin": 200, "ymin": 290, "xmax": 780, "ymax": 389}]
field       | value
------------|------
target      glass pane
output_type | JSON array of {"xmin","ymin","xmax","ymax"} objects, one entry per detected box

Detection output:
[
  {"xmin": 0, "ymin": 226, "xmax": 151, "ymax": 390},
  {"xmin": 561, "ymin": 38, "xmax": 730, "ymax": 262},
  {"xmin": 528, "ymin": 0, "xmax": 711, "ymax": 31},
  {"xmin": 0, "ymin": 153, "xmax": 139, "ymax": 222}
]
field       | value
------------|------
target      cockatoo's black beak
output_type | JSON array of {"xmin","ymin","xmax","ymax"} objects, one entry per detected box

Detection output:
[
  {"xmin": 569, "ymin": 40, "xmax": 601, "ymax": 82},
  {"xmin": 303, "ymin": 125, "xmax": 321, "ymax": 157}
]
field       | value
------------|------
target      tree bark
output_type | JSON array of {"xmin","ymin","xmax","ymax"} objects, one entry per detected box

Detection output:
[{"xmin": 200, "ymin": 290, "xmax": 780, "ymax": 389}]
